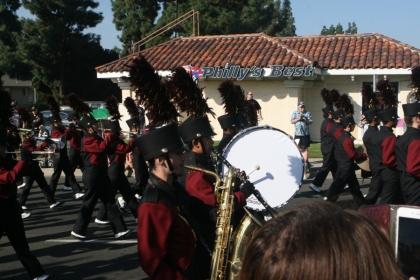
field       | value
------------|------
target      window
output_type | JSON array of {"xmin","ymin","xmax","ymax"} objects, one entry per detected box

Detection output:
[{"xmin": 362, "ymin": 82, "xmax": 399, "ymax": 111}]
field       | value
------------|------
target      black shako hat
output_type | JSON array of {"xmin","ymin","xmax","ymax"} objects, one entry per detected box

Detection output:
[
  {"xmin": 378, "ymin": 107, "xmax": 399, "ymax": 122},
  {"xmin": 0, "ymin": 129, "xmax": 8, "ymax": 146},
  {"xmin": 363, "ymin": 109, "xmax": 379, "ymax": 122},
  {"xmin": 78, "ymin": 116, "xmax": 98, "ymax": 130},
  {"xmin": 135, "ymin": 123, "xmax": 187, "ymax": 160},
  {"xmin": 48, "ymin": 114, "xmax": 61, "ymax": 123},
  {"xmin": 67, "ymin": 112, "xmax": 80, "ymax": 121},
  {"xmin": 403, "ymin": 103, "xmax": 420, "ymax": 116},
  {"xmin": 101, "ymin": 119, "xmax": 121, "ymax": 132},
  {"xmin": 126, "ymin": 117, "xmax": 139, "ymax": 128},
  {"xmin": 218, "ymin": 114, "xmax": 241, "ymax": 130},
  {"xmin": 178, "ymin": 116, "xmax": 216, "ymax": 143},
  {"xmin": 322, "ymin": 106, "xmax": 334, "ymax": 115},
  {"xmin": 341, "ymin": 116, "xmax": 356, "ymax": 127},
  {"xmin": 332, "ymin": 109, "xmax": 344, "ymax": 120}
]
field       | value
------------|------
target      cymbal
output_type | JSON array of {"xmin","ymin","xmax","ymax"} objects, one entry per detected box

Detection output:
[{"xmin": 355, "ymin": 144, "xmax": 370, "ymax": 171}]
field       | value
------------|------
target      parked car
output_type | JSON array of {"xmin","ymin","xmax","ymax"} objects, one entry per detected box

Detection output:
[{"xmin": 41, "ymin": 110, "xmax": 72, "ymax": 131}]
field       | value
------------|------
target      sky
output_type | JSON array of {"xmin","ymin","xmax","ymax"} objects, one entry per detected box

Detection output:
[{"xmin": 18, "ymin": 0, "xmax": 420, "ymax": 51}]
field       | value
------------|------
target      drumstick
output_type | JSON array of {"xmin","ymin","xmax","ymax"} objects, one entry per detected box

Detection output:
[{"xmin": 247, "ymin": 164, "xmax": 260, "ymax": 178}]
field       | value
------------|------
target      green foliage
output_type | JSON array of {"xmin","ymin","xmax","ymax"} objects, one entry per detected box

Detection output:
[
  {"xmin": 0, "ymin": 0, "xmax": 32, "ymax": 83},
  {"xmin": 17, "ymin": 0, "xmax": 121, "ymax": 101},
  {"xmin": 321, "ymin": 22, "xmax": 358, "ymax": 35},
  {"xmin": 111, "ymin": 0, "xmax": 296, "ymax": 51},
  {"xmin": 345, "ymin": 22, "xmax": 357, "ymax": 34}
]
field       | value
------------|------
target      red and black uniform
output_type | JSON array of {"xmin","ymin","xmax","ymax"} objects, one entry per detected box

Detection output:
[
  {"xmin": 0, "ymin": 157, "xmax": 46, "ymax": 279},
  {"xmin": 137, "ymin": 173, "xmax": 201, "ymax": 280},
  {"xmin": 395, "ymin": 127, "xmax": 420, "ymax": 205},
  {"xmin": 180, "ymin": 150, "xmax": 246, "ymax": 278},
  {"xmin": 18, "ymin": 139, "xmax": 57, "ymax": 206},
  {"xmin": 326, "ymin": 130, "xmax": 367, "ymax": 202},
  {"xmin": 64, "ymin": 125, "xmax": 84, "ymax": 187},
  {"xmin": 96, "ymin": 138, "xmax": 139, "ymax": 221},
  {"xmin": 311, "ymin": 118, "xmax": 336, "ymax": 187},
  {"xmin": 49, "ymin": 126, "xmax": 83, "ymax": 195},
  {"xmin": 364, "ymin": 126, "xmax": 403, "ymax": 204},
  {"xmin": 131, "ymin": 146, "xmax": 149, "ymax": 196},
  {"xmin": 72, "ymin": 132, "xmax": 127, "ymax": 236}
]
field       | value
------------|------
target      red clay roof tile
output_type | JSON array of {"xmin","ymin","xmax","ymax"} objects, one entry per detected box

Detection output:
[{"xmin": 96, "ymin": 33, "xmax": 420, "ymax": 74}]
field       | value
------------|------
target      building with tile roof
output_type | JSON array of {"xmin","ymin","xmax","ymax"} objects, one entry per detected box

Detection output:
[{"xmin": 96, "ymin": 33, "xmax": 420, "ymax": 142}]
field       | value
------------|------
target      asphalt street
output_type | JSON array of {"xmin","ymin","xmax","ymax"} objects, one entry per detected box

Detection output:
[{"xmin": 0, "ymin": 159, "xmax": 372, "ymax": 279}]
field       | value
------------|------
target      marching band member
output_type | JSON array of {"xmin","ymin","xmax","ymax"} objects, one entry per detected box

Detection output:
[
  {"xmin": 63, "ymin": 112, "xmax": 84, "ymax": 191},
  {"xmin": 18, "ymin": 131, "xmax": 64, "ymax": 209},
  {"xmin": 395, "ymin": 67, "xmax": 420, "ymax": 205},
  {"xmin": 95, "ymin": 97, "xmax": 139, "ymax": 223},
  {"xmin": 309, "ymin": 88, "xmax": 339, "ymax": 193},
  {"xmin": 124, "ymin": 98, "xmax": 149, "ymax": 198},
  {"xmin": 45, "ymin": 95, "xmax": 85, "ymax": 199},
  {"xmin": 0, "ymin": 91, "xmax": 53, "ymax": 280},
  {"xmin": 325, "ymin": 115, "xmax": 367, "ymax": 205},
  {"xmin": 70, "ymin": 115, "xmax": 131, "ymax": 239},
  {"xmin": 364, "ymin": 107, "xmax": 403, "ymax": 204},
  {"xmin": 216, "ymin": 114, "xmax": 241, "ymax": 154},
  {"xmin": 136, "ymin": 124, "xmax": 201, "ymax": 279}
]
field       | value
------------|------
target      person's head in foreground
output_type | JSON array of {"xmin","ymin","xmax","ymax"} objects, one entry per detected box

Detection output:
[{"xmin": 239, "ymin": 202, "xmax": 404, "ymax": 280}]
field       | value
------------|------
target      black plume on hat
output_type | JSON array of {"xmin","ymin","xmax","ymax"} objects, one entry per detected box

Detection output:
[
  {"xmin": 135, "ymin": 123, "xmax": 186, "ymax": 160},
  {"xmin": 179, "ymin": 116, "xmax": 216, "ymax": 143}
]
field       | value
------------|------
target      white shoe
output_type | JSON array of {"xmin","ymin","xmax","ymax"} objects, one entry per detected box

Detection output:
[
  {"xmin": 22, "ymin": 205, "xmax": 28, "ymax": 210},
  {"xmin": 364, "ymin": 194, "xmax": 367, "ymax": 197},
  {"xmin": 21, "ymin": 213, "xmax": 31, "ymax": 219},
  {"xmin": 50, "ymin": 201, "xmax": 64, "ymax": 208},
  {"xmin": 71, "ymin": 231, "xmax": 87, "ymax": 239},
  {"xmin": 33, "ymin": 274, "xmax": 53, "ymax": 280},
  {"xmin": 324, "ymin": 197, "xmax": 328, "ymax": 201},
  {"xmin": 75, "ymin": 193, "xmax": 85, "ymax": 200},
  {"xmin": 303, "ymin": 173, "xmax": 308, "ymax": 180},
  {"xmin": 344, "ymin": 184, "xmax": 349, "ymax": 190},
  {"xmin": 115, "ymin": 229, "xmax": 132, "ymax": 239},
  {"xmin": 118, "ymin": 197, "xmax": 126, "ymax": 209},
  {"xmin": 135, "ymin": 194, "xmax": 141, "ymax": 200},
  {"xmin": 18, "ymin": 183, "xmax": 26, "ymax": 189},
  {"xmin": 95, "ymin": 218, "xmax": 110, "ymax": 225},
  {"xmin": 309, "ymin": 183, "xmax": 321, "ymax": 193},
  {"xmin": 63, "ymin": 186, "xmax": 72, "ymax": 191}
]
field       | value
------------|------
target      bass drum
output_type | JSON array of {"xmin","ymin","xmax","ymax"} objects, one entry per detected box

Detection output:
[{"xmin": 222, "ymin": 125, "xmax": 304, "ymax": 211}]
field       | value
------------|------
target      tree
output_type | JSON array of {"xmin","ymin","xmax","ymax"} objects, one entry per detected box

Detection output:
[
  {"xmin": 111, "ymin": 0, "xmax": 161, "ymax": 56},
  {"xmin": 320, "ymin": 22, "xmax": 357, "ymax": 35},
  {"xmin": 20, "ymin": 0, "xmax": 104, "ymax": 98},
  {"xmin": 112, "ymin": 0, "xmax": 296, "ymax": 49},
  {"xmin": 345, "ymin": 22, "xmax": 357, "ymax": 34},
  {"xmin": 0, "ymin": 0, "xmax": 32, "ymax": 87}
]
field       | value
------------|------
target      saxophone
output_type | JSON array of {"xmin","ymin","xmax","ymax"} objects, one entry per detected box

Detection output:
[{"xmin": 184, "ymin": 165, "xmax": 262, "ymax": 280}]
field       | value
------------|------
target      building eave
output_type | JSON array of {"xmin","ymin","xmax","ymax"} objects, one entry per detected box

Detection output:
[{"xmin": 322, "ymin": 68, "xmax": 411, "ymax": 76}]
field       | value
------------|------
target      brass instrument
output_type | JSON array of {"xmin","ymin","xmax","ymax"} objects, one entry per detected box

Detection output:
[{"xmin": 184, "ymin": 165, "xmax": 262, "ymax": 280}]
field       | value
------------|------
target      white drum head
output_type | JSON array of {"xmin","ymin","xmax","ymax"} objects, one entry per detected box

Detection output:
[{"xmin": 222, "ymin": 126, "xmax": 303, "ymax": 211}]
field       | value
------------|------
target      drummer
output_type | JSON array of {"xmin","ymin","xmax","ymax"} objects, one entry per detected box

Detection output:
[{"xmin": 364, "ymin": 108, "xmax": 403, "ymax": 204}]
